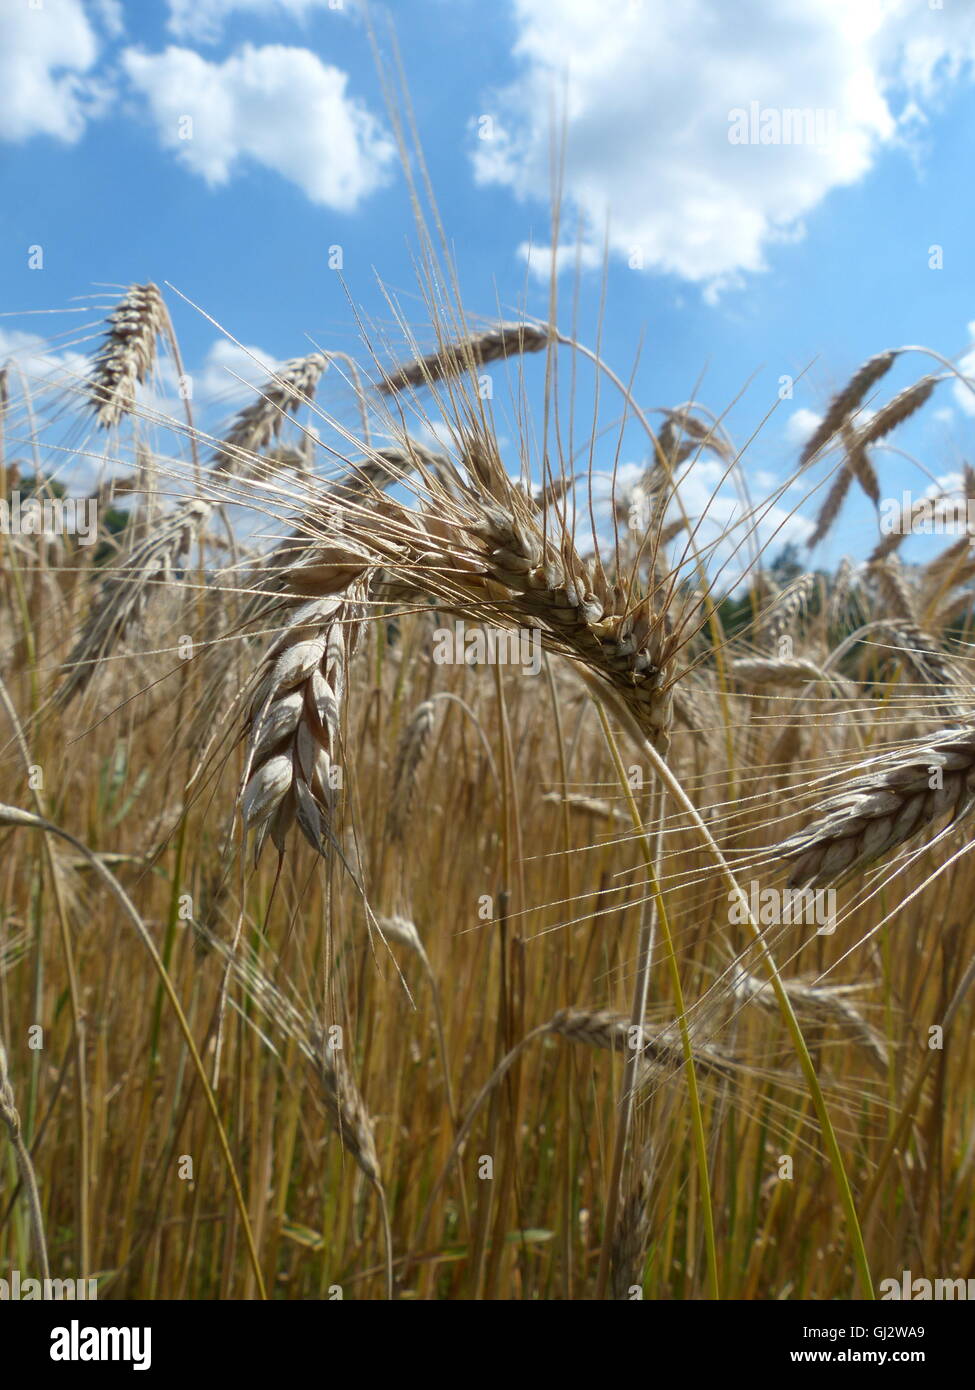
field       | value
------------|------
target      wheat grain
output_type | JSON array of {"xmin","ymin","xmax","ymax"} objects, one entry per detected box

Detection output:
[{"xmin": 730, "ymin": 969, "xmax": 887, "ymax": 1072}]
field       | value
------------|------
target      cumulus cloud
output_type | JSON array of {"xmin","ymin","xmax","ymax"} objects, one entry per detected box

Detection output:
[
  {"xmin": 0, "ymin": 326, "xmax": 90, "ymax": 388},
  {"xmin": 784, "ymin": 407, "xmax": 823, "ymax": 446},
  {"xmin": 189, "ymin": 338, "xmax": 282, "ymax": 407},
  {"xmin": 474, "ymin": 0, "xmax": 975, "ymax": 293},
  {"xmin": 90, "ymin": 0, "xmax": 125, "ymax": 38},
  {"xmin": 590, "ymin": 457, "xmax": 810, "ymax": 582},
  {"xmin": 121, "ymin": 43, "xmax": 394, "ymax": 211},
  {"xmin": 517, "ymin": 239, "xmax": 603, "ymax": 281},
  {"xmin": 166, "ymin": 0, "xmax": 347, "ymax": 45},
  {"xmin": 0, "ymin": 0, "xmax": 109, "ymax": 144},
  {"xmin": 953, "ymin": 321, "xmax": 975, "ymax": 417}
]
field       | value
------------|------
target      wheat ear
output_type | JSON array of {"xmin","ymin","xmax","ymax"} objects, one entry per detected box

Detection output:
[
  {"xmin": 775, "ymin": 727, "xmax": 975, "ymax": 887},
  {"xmin": 799, "ymin": 350, "xmax": 899, "ymax": 466},
  {"xmin": 87, "ymin": 283, "xmax": 167, "ymax": 428},
  {"xmin": 241, "ymin": 579, "xmax": 369, "ymax": 861},
  {"xmin": 378, "ymin": 322, "xmax": 550, "ymax": 394}
]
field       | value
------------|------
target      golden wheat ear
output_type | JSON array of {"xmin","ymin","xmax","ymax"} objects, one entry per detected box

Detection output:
[
  {"xmin": 86, "ymin": 283, "xmax": 167, "ymax": 428},
  {"xmin": 774, "ymin": 727, "xmax": 975, "ymax": 887}
]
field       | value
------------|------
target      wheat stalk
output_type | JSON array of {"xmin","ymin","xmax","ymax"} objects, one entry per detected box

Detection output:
[
  {"xmin": 55, "ymin": 498, "xmax": 211, "ymax": 706},
  {"xmin": 760, "ymin": 573, "xmax": 816, "ymax": 650},
  {"xmin": 855, "ymin": 376, "xmax": 939, "ymax": 448},
  {"xmin": 0, "ymin": 1036, "xmax": 50, "ymax": 1281}
]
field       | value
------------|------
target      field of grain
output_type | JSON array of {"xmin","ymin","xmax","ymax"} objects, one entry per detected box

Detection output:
[{"xmin": 1, "ymin": 195, "xmax": 974, "ymax": 1301}]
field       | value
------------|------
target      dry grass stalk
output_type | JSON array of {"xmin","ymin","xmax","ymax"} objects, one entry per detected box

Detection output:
[
  {"xmin": 56, "ymin": 498, "xmax": 211, "ymax": 706},
  {"xmin": 841, "ymin": 420, "xmax": 880, "ymax": 506},
  {"xmin": 546, "ymin": 1007, "xmax": 739, "ymax": 1086},
  {"xmin": 0, "ymin": 1037, "xmax": 51, "ymax": 1280},
  {"xmin": 808, "ymin": 466, "xmax": 853, "ymax": 550},
  {"xmin": 203, "ymin": 928, "xmax": 381, "ymax": 1184},
  {"xmin": 541, "ymin": 791, "xmax": 629, "ymax": 824},
  {"xmin": 883, "ymin": 620, "xmax": 969, "ymax": 717},
  {"xmin": 871, "ymin": 558, "xmax": 918, "ymax": 624},
  {"xmin": 376, "ymin": 913, "xmax": 426, "ymax": 955},
  {"xmin": 610, "ymin": 1165, "xmax": 652, "ymax": 1299},
  {"xmin": 760, "ymin": 574, "xmax": 815, "ymax": 649},
  {"xmin": 924, "ymin": 533, "xmax": 972, "ymax": 582},
  {"xmin": 385, "ymin": 699, "xmax": 436, "ymax": 842},
  {"xmin": 829, "ymin": 556, "xmax": 855, "ymax": 622}
]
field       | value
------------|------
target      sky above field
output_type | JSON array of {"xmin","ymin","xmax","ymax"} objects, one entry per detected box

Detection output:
[{"xmin": 1, "ymin": 0, "xmax": 975, "ymax": 570}]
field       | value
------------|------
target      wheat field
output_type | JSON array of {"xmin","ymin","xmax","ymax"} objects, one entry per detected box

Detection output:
[{"xmin": 1, "ymin": 163, "xmax": 974, "ymax": 1303}]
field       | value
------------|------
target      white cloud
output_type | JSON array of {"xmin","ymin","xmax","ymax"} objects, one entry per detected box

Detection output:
[
  {"xmin": 91, "ymin": 0, "xmax": 125, "ymax": 38},
  {"xmin": 194, "ymin": 339, "xmax": 282, "ymax": 407},
  {"xmin": 590, "ymin": 458, "xmax": 809, "ymax": 584},
  {"xmin": 517, "ymin": 240, "xmax": 603, "ymax": 281},
  {"xmin": 134, "ymin": 339, "xmax": 283, "ymax": 430},
  {"xmin": 122, "ymin": 43, "xmax": 393, "ymax": 211},
  {"xmin": 0, "ymin": 326, "xmax": 90, "ymax": 386},
  {"xmin": 0, "ymin": 0, "xmax": 109, "ymax": 144},
  {"xmin": 784, "ymin": 407, "xmax": 822, "ymax": 446},
  {"xmin": 474, "ymin": 0, "xmax": 975, "ymax": 293},
  {"xmin": 166, "ymin": 0, "xmax": 347, "ymax": 44},
  {"xmin": 954, "ymin": 320, "xmax": 975, "ymax": 416}
]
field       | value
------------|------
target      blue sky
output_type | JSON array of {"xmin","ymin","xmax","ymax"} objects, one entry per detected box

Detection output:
[{"xmin": 2, "ymin": 0, "xmax": 975, "ymax": 573}]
